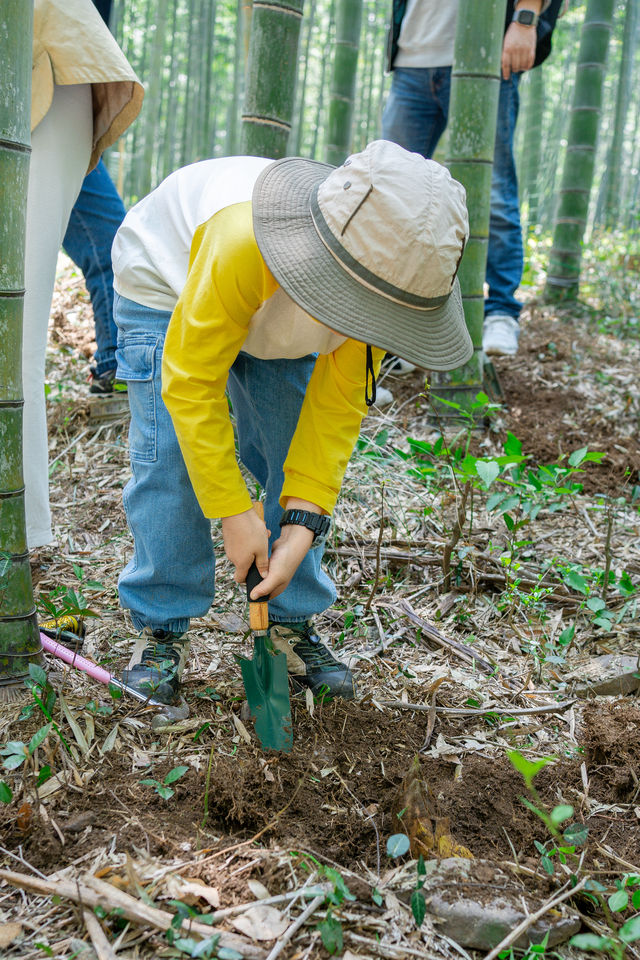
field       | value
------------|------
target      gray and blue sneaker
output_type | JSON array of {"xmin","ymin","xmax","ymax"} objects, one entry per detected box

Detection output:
[
  {"xmin": 269, "ymin": 621, "xmax": 356, "ymax": 700},
  {"xmin": 122, "ymin": 628, "xmax": 189, "ymax": 705}
]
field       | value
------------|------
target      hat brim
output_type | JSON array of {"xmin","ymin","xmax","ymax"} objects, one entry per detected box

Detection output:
[{"xmin": 252, "ymin": 157, "xmax": 473, "ymax": 372}]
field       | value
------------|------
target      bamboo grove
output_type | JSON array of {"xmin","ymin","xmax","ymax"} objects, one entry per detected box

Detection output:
[{"xmin": 106, "ymin": 0, "xmax": 640, "ymax": 256}]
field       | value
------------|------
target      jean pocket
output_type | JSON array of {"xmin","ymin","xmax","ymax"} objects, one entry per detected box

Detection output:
[{"xmin": 118, "ymin": 337, "xmax": 160, "ymax": 463}]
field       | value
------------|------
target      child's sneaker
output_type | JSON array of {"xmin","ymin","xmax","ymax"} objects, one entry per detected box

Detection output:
[
  {"xmin": 482, "ymin": 314, "xmax": 520, "ymax": 356},
  {"xmin": 269, "ymin": 621, "xmax": 356, "ymax": 699},
  {"xmin": 89, "ymin": 367, "xmax": 128, "ymax": 395},
  {"xmin": 121, "ymin": 628, "xmax": 189, "ymax": 705},
  {"xmin": 381, "ymin": 353, "xmax": 416, "ymax": 376}
]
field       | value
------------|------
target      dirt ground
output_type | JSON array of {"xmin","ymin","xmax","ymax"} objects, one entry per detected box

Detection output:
[
  {"xmin": 1, "ymin": 259, "xmax": 639, "ymax": 958},
  {"xmin": 3, "ymin": 700, "xmax": 639, "ymax": 880}
]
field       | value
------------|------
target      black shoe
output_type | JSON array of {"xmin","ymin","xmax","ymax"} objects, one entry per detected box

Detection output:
[
  {"xmin": 269, "ymin": 621, "xmax": 355, "ymax": 700},
  {"xmin": 121, "ymin": 628, "xmax": 189, "ymax": 705},
  {"xmin": 89, "ymin": 367, "xmax": 128, "ymax": 395}
]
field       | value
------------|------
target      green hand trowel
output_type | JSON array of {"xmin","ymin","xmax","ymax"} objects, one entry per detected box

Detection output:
[{"xmin": 236, "ymin": 513, "xmax": 292, "ymax": 752}]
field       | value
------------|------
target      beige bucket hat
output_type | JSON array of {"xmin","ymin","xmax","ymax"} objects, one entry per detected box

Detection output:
[{"xmin": 252, "ymin": 139, "xmax": 472, "ymax": 371}]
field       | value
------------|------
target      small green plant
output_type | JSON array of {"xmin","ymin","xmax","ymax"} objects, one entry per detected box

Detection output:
[
  {"xmin": 507, "ymin": 750, "xmax": 589, "ymax": 877},
  {"xmin": 0, "ymin": 717, "xmax": 55, "ymax": 797},
  {"xmin": 607, "ymin": 875, "xmax": 640, "ymax": 913},
  {"xmin": 140, "ymin": 764, "xmax": 189, "ymax": 800},
  {"xmin": 570, "ymin": 916, "xmax": 640, "ymax": 960},
  {"xmin": 498, "ymin": 931, "xmax": 552, "ymax": 960},
  {"xmin": 313, "ymin": 863, "xmax": 355, "ymax": 955},
  {"xmin": 164, "ymin": 900, "xmax": 240, "ymax": 959},
  {"xmin": 317, "ymin": 911, "xmax": 343, "ymax": 956},
  {"xmin": 37, "ymin": 563, "xmax": 103, "ymax": 623},
  {"xmin": 386, "ymin": 832, "xmax": 410, "ymax": 858}
]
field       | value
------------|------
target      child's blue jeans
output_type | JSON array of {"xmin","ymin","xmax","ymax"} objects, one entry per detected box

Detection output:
[{"xmin": 114, "ymin": 293, "xmax": 337, "ymax": 634}]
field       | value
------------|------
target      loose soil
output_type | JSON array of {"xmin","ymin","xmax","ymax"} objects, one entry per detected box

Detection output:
[
  {"xmin": 3, "ymin": 699, "xmax": 638, "ymax": 884},
  {"xmin": 389, "ymin": 303, "xmax": 640, "ymax": 498}
]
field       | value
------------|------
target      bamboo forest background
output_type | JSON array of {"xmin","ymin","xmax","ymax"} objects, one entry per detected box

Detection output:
[{"xmin": 105, "ymin": 0, "xmax": 640, "ymax": 240}]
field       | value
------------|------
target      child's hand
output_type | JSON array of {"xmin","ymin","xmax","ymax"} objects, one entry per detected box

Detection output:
[
  {"xmin": 249, "ymin": 524, "xmax": 314, "ymax": 601},
  {"xmin": 222, "ymin": 508, "xmax": 270, "ymax": 584}
]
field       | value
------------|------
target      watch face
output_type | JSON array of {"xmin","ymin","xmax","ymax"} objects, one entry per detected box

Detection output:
[{"xmin": 515, "ymin": 9, "xmax": 536, "ymax": 24}]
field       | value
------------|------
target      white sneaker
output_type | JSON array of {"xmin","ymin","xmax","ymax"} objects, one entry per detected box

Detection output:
[
  {"xmin": 381, "ymin": 353, "xmax": 416, "ymax": 376},
  {"xmin": 373, "ymin": 385, "xmax": 394, "ymax": 407},
  {"xmin": 483, "ymin": 314, "xmax": 520, "ymax": 356}
]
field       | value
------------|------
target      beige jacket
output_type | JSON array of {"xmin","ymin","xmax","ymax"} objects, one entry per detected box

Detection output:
[{"xmin": 32, "ymin": 0, "xmax": 143, "ymax": 171}]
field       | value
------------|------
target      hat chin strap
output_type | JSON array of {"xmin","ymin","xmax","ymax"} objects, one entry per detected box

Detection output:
[{"xmin": 365, "ymin": 344, "xmax": 377, "ymax": 408}]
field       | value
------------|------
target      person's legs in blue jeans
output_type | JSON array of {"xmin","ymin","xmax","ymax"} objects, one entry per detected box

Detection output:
[
  {"xmin": 63, "ymin": 159, "xmax": 126, "ymax": 378},
  {"xmin": 485, "ymin": 73, "xmax": 523, "ymax": 322},
  {"xmin": 116, "ymin": 303, "xmax": 336, "ymax": 632},
  {"xmin": 381, "ymin": 67, "xmax": 451, "ymax": 158},
  {"xmin": 115, "ymin": 294, "xmax": 216, "ymax": 635},
  {"xmin": 228, "ymin": 352, "xmax": 353, "ymax": 697},
  {"xmin": 227, "ymin": 353, "xmax": 337, "ymax": 624}
]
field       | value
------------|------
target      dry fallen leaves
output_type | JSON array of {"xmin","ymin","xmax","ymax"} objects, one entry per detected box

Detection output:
[{"xmin": 230, "ymin": 904, "xmax": 289, "ymax": 941}]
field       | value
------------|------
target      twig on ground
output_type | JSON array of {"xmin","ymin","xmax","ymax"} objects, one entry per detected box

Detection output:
[
  {"xmin": 375, "ymin": 698, "xmax": 577, "ymax": 717},
  {"xmin": 482, "ymin": 876, "xmax": 588, "ymax": 960},
  {"xmin": 0, "ymin": 869, "xmax": 265, "ymax": 959},
  {"xmin": 0, "ymin": 845, "xmax": 48, "ymax": 880},
  {"xmin": 365, "ymin": 484, "xmax": 386, "ymax": 612},
  {"xmin": 419, "ymin": 678, "xmax": 444, "ymax": 753},
  {"xmin": 602, "ymin": 498, "xmax": 614, "ymax": 603},
  {"xmin": 442, "ymin": 480, "xmax": 471, "ymax": 591},
  {"xmin": 326, "ymin": 545, "xmax": 440, "ymax": 565},
  {"xmin": 264, "ymin": 894, "xmax": 325, "ymax": 960},
  {"xmin": 388, "ymin": 598, "xmax": 518, "ymax": 685},
  {"xmin": 345, "ymin": 931, "xmax": 428, "ymax": 958},
  {"xmin": 83, "ymin": 908, "xmax": 121, "ymax": 960},
  {"xmin": 48, "ymin": 428, "xmax": 90, "ymax": 470}
]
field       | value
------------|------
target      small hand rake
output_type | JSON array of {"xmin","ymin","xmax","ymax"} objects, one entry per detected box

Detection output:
[{"xmin": 235, "ymin": 505, "xmax": 293, "ymax": 752}]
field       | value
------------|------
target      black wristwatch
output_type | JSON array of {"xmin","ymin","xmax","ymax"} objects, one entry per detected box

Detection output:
[
  {"xmin": 512, "ymin": 8, "xmax": 538, "ymax": 25},
  {"xmin": 280, "ymin": 509, "xmax": 331, "ymax": 541}
]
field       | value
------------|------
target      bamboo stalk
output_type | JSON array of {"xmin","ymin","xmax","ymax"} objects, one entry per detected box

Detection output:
[{"xmin": 0, "ymin": 0, "xmax": 41, "ymax": 694}]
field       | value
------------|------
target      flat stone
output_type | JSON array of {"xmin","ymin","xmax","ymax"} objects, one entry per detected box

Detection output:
[
  {"xmin": 415, "ymin": 859, "xmax": 581, "ymax": 951},
  {"xmin": 428, "ymin": 891, "xmax": 581, "ymax": 950},
  {"xmin": 572, "ymin": 655, "xmax": 640, "ymax": 697}
]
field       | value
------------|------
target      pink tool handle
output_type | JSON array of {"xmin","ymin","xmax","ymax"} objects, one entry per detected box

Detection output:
[{"xmin": 40, "ymin": 632, "xmax": 113, "ymax": 685}]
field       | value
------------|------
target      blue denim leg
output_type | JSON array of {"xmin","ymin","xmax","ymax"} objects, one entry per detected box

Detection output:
[
  {"xmin": 381, "ymin": 67, "xmax": 451, "ymax": 159},
  {"xmin": 227, "ymin": 353, "xmax": 337, "ymax": 623},
  {"xmin": 114, "ymin": 294, "xmax": 215, "ymax": 634},
  {"xmin": 485, "ymin": 74, "xmax": 523, "ymax": 321},
  {"xmin": 63, "ymin": 159, "xmax": 126, "ymax": 376}
]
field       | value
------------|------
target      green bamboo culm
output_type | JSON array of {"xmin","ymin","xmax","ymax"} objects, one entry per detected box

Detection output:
[
  {"xmin": 545, "ymin": 0, "xmax": 615, "ymax": 300},
  {"xmin": 601, "ymin": 0, "xmax": 638, "ymax": 230},
  {"xmin": 0, "ymin": 0, "xmax": 41, "ymax": 695},
  {"xmin": 520, "ymin": 66, "xmax": 544, "ymax": 236},
  {"xmin": 241, "ymin": 0, "xmax": 305, "ymax": 159},
  {"xmin": 433, "ymin": 0, "xmax": 506, "ymax": 411},
  {"xmin": 325, "ymin": 0, "xmax": 363, "ymax": 165}
]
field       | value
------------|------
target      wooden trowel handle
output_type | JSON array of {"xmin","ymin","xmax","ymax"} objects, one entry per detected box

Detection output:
[{"xmin": 247, "ymin": 502, "xmax": 269, "ymax": 632}]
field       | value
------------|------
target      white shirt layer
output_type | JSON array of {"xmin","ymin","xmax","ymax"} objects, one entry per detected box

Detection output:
[{"xmin": 395, "ymin": 0, "xmax": 459, "ymax": 69}]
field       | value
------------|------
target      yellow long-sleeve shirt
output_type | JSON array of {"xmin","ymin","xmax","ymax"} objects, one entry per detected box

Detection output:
[{"xmin": 112, "ymin": 157, "xmax": 383, "ymax": 520}]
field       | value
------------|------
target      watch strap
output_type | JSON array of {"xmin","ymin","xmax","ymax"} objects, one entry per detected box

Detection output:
[{"xmin": 280, "ymin": 509, "xmax": 331, "ymax": 541}]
